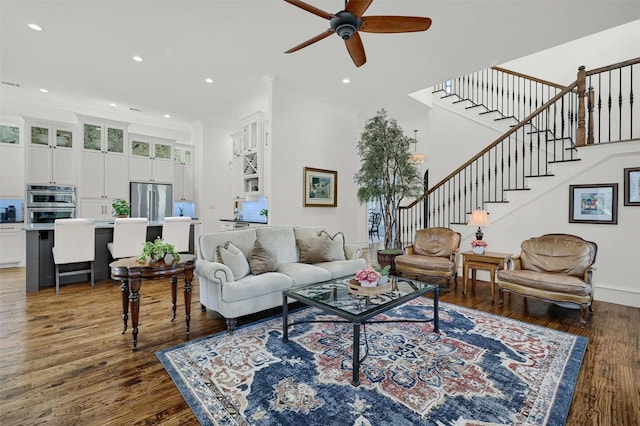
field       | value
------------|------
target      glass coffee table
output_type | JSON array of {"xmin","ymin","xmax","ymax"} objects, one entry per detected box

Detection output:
[{"xmin": 282, "ymin": 275, "xmax": 439, "ymax": 386}]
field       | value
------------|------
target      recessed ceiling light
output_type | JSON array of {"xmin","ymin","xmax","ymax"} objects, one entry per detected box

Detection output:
[
  {"xmin": 28, "ymin": 23, "xmax": 43, "ymax": 31},
  {"xmin": 39, "ymin": 88, "xmax": 48, "ymax": 93},
  {"xmin": 132, "ymin": 56, "xmax": 143, "ymax": 62},
  {"xmin": 342, "ymin": 78, "xmax": 350, "ymax": 84},
  {"xmin": 205, "ymin": 78, "xmax": 213, "ymax": 84},
  {"xmin": 163, "ymin": 114, "xmax": 171, "ymax": 119},
  {"xmin": 109, "ymin": 103, "xmax": 118, "ymax": 107}
]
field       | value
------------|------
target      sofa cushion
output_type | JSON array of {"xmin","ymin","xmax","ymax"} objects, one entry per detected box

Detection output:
[
  {"xmin": 395, "ymin": 254, "xmax": 455, "ymax": 272},
  {"xmin": 293, "ymin": 226, "xmax": 328, "ymax": 241},
  {"xmin": 520, "ymin": 235, "xmax": 595, "ymax": 277},
  {"xmin": 413, "ymin": 228, "xmax": 460, "ymax": 257},
  {"xmin": 278, "ymin": 262, "xmax": 332, "ymax": 286},
  {"xmin": 256, "ymin": 225, "xmax": 298, "ymax": 264},
  {"xmin": 319, "ymin": 230, "xmax": 346, "ymax": 261},
  {"xmin": 297, "ymin": 236, "xmax": 332, "ymax": 264},
  {"xmin": 315, "ymin": 258, "xmax": 367, "ymax": 279},
  {"xmin": 221, "ymin": 273, "xmax": 293, "ymax": 303},
  {"xmin": 497, "ymin": 269, "xmax": 591, "ymax": 295},
  {"xmin": 217, "ymin": 242, "xmax": 250, "ymax": 280},
  {"xmin": 247, "ymin": 239, "xmax": 278, "ymax": 275},
  {"xmin": 199, "ymin": 228, "xmax": 257, "ymax": 262}
]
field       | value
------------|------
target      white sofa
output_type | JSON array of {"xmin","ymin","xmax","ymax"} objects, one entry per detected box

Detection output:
[{"xmin": 195, "ymin": 225, "xmax": 366, "ymax": 332}]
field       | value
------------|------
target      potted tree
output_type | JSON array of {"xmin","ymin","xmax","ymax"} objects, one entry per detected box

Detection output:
[
  {"xmin": 111, "ymin": 198, "xmax": 131, "ymax": 218},
  {"xmin": 354, "ymin": 109, "xmax": 423, "ymax": 254}
]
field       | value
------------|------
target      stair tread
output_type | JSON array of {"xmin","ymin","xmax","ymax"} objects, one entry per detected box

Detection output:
[
  {"xmin": 504, "ymin": 188, "xmax": 531, "ymax": 191},
  {"xmin": 525, "ymin": 174, "xmax": 555, "ymax": 178},
  {"xmin": 548, "ymin": 159, "xmax": 581, "ymax": 164}
]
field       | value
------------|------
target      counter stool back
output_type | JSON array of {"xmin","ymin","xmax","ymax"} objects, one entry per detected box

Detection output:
[
  {"xmin": 107, "ymin": 217, "xmax": 148, "ymax": 259},
  {"xmin": 52, "ymin": 218, "xmax": 96, "ymax": 294},
  {"xmin": 162, "ymin": 216, "xmax": 192, "ymax": 253}
]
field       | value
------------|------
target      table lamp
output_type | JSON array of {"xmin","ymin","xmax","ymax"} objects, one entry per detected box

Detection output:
[{"xmin": 468, "ymin": 209, "xmax": 491, "ymax": 240}]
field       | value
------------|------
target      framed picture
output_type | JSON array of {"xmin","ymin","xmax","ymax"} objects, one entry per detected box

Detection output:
[
  {"xmin": 569, "ymin": 183, "xmax": 618, "ymax": 224},
  {"xmin": 624, "ymin": 167, "xmax": 640, "ymax": 206},
  {"xmin": 303, "ymin": 167, "xmax": 337, "ymax": 207}
]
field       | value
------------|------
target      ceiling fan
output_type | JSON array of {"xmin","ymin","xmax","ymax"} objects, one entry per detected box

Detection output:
[{"xmin": 284, "ymin": 0, "xmax": 432, "ymax": 67}]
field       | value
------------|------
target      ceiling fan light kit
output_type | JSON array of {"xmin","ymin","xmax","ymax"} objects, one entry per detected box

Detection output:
[{"xmin": 284, "ymin": 0, "xmax": 432, "ymax": 67}]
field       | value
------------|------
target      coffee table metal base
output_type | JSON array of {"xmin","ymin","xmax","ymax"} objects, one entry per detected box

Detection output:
[{"xmin": 282, "ymin": 281, "xmax": 439, "ymax": 387}]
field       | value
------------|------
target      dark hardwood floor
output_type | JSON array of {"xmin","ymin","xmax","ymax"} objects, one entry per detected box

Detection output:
[{"xmin": 1, "ymin": 252, "xmax": 638, "ymax": 425}]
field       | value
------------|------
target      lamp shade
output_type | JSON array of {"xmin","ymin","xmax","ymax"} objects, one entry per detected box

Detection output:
[
  {"xmin": 411, "ymin": 153, "xmax": 425, "ymax": 163},
  {"xmin": 467, "ymin": 210, "xmax": 491, "ymax": 227}
]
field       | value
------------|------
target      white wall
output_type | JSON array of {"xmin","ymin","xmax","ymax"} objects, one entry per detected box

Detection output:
[{"xmin": 270, "ymin": 82, "xmax": 364, "ymax": 244}]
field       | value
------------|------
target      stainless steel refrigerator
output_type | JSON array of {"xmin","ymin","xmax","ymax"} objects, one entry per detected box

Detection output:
[{"xmin": 130, "ymin": 182, "xmax": 173, "ymax": 222}]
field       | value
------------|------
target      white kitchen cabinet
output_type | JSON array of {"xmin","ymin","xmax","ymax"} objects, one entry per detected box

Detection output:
[
  {"xmin": 26, "ymin": 121, "xmax": 76, "ymax": 185},
  {"xmin": 129, "ymin": 134, "xmax": 174, "ymax": 183},
  {"xmin": 231, "ymin": 156, "xmax": 244, "ymax": 199},
  {"xmin": 80, "ymin": 198, "xmax": 119, "ymax": 221},
  {"xmin": 174, "ymin": 145, "xmax": 194, "ymax": 201},
  {"xmin": 0, "ymin": 223, "xmax": 25, "ymax": 266},
  {"xmin": 230, "ymin": 113, "xmax": 266, "ymax": 200},
  {"xmin": 0, "ymin": 123, "xmax": 25, "ymax": 197}
]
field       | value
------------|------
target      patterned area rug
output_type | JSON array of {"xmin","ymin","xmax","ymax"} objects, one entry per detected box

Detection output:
[{"xmin": 156, "ymin": 298, "xmax": 587, "ymax": 425}]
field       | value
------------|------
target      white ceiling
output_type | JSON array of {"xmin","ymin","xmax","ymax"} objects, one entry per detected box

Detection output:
[{"xmin": 2, "ymin": 0, "xmax": 639, "ymax": 135}]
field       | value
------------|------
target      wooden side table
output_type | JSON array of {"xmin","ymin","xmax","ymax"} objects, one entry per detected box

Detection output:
[{"xmin": 462, "ymin": 251, "xmax": 511, "ymax": 301}]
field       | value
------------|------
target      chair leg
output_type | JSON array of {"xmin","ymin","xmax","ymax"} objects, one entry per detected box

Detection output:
[
  {"xmin": 90, "ymin": 260, "xmax": 95, "ymax": 289},
  {"xmin": 226, "ymin": 318, "xmax": 238, "ymax": 334},
  {"xmin": 55, "ymin": 264, "xmax": 60, "ymax": 294}
]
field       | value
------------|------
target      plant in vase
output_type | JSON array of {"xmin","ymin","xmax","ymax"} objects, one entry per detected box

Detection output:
[
  {"xmin": 373, "ymin": 264, "xmax": 390, "ymax": 284},
  {"xmin": 112, "ymin": 198, "xmax": 130, "ymax": 217},
  {"xmin": 137, "ymin": 237, "xmax": 180, "ymax": 263},
  {"xmin": 355, "ymin": 267, "xmax": 381, "ymax": 287},
  {"xmin": 471, "ymin": 239, "xmax": 488, "ymax": 254}
]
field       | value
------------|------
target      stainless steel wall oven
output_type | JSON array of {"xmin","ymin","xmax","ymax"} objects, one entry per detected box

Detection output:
[{"xmin": 26, "ymin": 184, "xmax": 76, "ymax": 223}]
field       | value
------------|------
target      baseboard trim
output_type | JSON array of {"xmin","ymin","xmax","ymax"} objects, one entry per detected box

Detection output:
[{"xmin": 594, "ymin": 284, "xmax": 640, "ymax": 308}]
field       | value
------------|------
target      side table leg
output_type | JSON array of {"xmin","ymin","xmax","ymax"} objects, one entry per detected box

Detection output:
[
  {"xmin": 170, "ymin": 275, "xmax": 178, "ymax": 321},
  {"xmin": 129, "ymin": 276, "xmax": 141, "ymax": 350},
  {"xmin": 352, "ymin": 322, "xmax": 361, "ymax": 387},
  {"xmin": 183, "ymin": 267, "xmax": 194, "ymax": 335},
  {"xmin": 120, "ymin": 280, "xmax": 129, "ymax": 334}
]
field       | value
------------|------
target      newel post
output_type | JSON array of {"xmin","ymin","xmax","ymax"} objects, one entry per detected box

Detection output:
[{"xmin": 576, "ymin": 65, "xmax": 586, "ymax": 147}]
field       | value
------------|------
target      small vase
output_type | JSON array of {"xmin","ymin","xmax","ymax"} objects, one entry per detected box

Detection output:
[
  {"xmin": 473, "ymin": 246, "xmax": 485, "ymax": 255},
  {"xmin": 378, "ymin": 275, "xmax": 389, "ymax": 285},
  {"xmin": 359, "ymin": 280, "xmax": 377, "ymax": 288}
]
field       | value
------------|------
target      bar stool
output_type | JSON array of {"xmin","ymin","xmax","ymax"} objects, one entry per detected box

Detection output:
[
  {"xmin": 162, "ymin": 216, "xmax": 191, "ymax": 253},
  {"xmin": 107, "ymin": 217, "xmax": 149, "ymax": 259},
  {"xmin": 52, "ymin": 218, "xmax": 96, "ymax": 294}
]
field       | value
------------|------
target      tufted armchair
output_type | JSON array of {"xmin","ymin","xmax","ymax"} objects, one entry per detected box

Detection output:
[
  {"xmin": 395, "ymin": 227, "xmax": 461, "ymax": 287},
  {"xmin": 497, "ymin": 233, "xmax": 597, "ymax": 327}
]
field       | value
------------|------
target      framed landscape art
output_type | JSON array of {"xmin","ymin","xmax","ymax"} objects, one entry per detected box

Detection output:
[
  {"xmin": 304, "ymin": 167, "xmax": 337, "ymax": 207},
  {"xmin": 624, "ymin": 167, "xmax": 640, "ymax": 206},
  {"xmin": 569, "ymin": 183, "xmax": 618, "ymax": 224}
]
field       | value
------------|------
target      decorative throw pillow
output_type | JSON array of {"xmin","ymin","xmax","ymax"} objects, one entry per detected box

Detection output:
[
  {"xmin": 247, "ymin": 239, "xmax": 278, "ymax": 275},
  {"xmin": 296, "ymin": 236, "xmax": 332, "ymax": 264},
  {"xmin": 319, "ymin": 230, "xmax": 346, "ymax": 260},
  {"xmin": 217, "ymin": 242, "xmax": 250, "ymax": 281}
]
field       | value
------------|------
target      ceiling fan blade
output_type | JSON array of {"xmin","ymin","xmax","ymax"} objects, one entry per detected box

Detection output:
[
  {"xmin": 285, "ymin": 29, "xmax": 334, "ymax": 53},
  {"xmin": 360, "ymin": 16, "xmax": 432, "ymax": 33},
  {"xmin": 344, "ymin": 0, "xmax": 373, "ymax": 19},
  {"xmin": 284, "ymin": 0, "xmax": 335, "ymax": 20},
  {"xmin": 345, "ymin": 32, "xmax": 366, "ymax": 67}
]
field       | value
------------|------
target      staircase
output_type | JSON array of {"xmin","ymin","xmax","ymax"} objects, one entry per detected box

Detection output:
[{"xmin": 398, "ymin": 58, "xmax": 640, "ymax": 246}]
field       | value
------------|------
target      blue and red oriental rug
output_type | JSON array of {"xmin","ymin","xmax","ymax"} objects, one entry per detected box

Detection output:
[{"xmin": 157, "ymin": 298, "xmax": 587, "ymax": 425}]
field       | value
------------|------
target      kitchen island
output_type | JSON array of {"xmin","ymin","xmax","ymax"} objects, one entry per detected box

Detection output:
[{"xmin": 24, "ymin": 220, "xmax": 197, "ymax": 292}]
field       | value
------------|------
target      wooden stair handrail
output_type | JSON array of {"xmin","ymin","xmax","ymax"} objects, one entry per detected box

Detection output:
[
  {"xmin": 491, "ymin": 66, "xmax": 568, "ymax": 90},
  {"xmin": 585, "ymin": 57, "xmax": 640, "ymax": 76}
]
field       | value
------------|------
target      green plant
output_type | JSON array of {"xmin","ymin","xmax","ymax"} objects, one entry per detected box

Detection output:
[
  {"xmin": 354, "ymin": 109, "xmax": 423, "ymax": 249},
  {"xmin": 373, "ymin": 264, "xmax": 391, "ymax": 276},
  {"xmin": 137, "ymin": 237, "xmax": 180, "ymax": 263},
  {"xmin": 111, "ymin": 198, "xmax": 131, "ymax": 217},
  {"xmin": 260, "ymin": 209, "xmax": 268, "ymax": 217}
]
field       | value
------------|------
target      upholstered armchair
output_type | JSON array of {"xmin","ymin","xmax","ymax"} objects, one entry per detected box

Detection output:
[
  {"xmin": 497, "ymin": 233, "xmax": 597, "ymax": 327},
  {"xmin": 395, "ymin": 227, "xmax": 461, "ymax": 287}
]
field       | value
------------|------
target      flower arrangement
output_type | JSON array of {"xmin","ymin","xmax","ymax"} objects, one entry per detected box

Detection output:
[
  {"xmin": 471, "ymin": 240, "xmax": 488, "ymax": 248},
  {"xmin": 355, "ymin": 267, "xmax": 381, "ymax": 286},
  {"xmin": 372, "ymin": 264, "xmax": 390, "ymax": 276}
]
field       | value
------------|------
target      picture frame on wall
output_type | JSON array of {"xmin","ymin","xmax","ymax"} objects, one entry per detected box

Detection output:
[
  {"xmin": 303, "ymin": 167, "xmax": 337, "ymax": 207},
  {"xmin": 623, "ymin": 167, "xmax": 640, "ymax": 206},
  {"xmin": 569, "ymin": 183, "xmax": 618, "ymax": 224}
]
